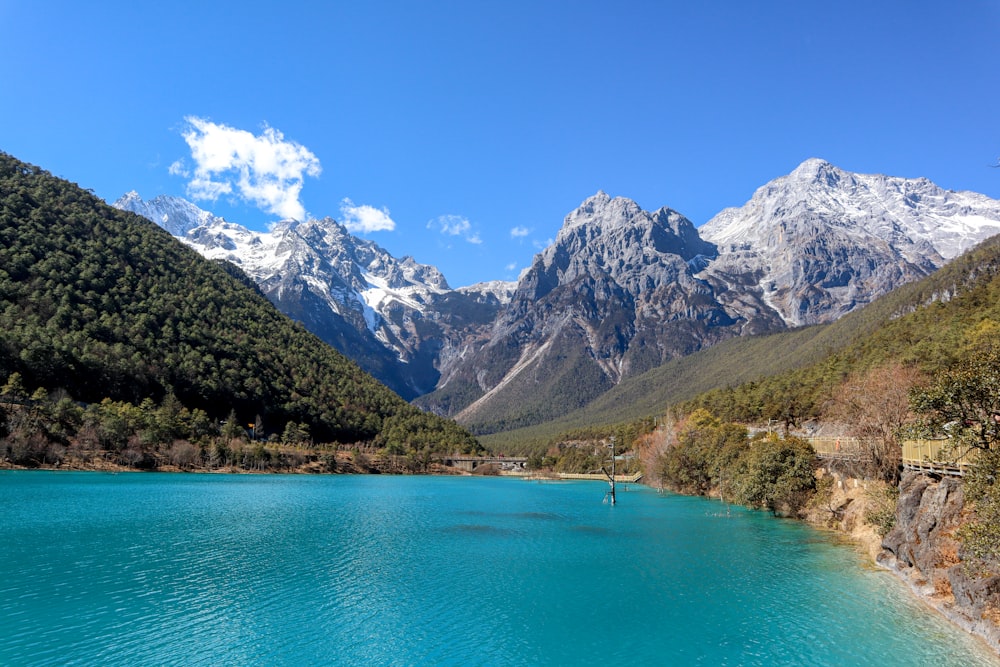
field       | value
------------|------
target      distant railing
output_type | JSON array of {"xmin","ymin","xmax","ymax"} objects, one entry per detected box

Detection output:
[{"xmin": 809, "ymin": 437, "xmax": 864, "ymax": 460}]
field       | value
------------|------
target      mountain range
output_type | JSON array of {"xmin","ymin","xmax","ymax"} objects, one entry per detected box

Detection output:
[
  {"xmin": 115, "ymin": 191, "xmax": 513, "ymax": 400},
  {"xmin": 115, "ymin": 159, "xmax": 1000, "ymax": 434}
]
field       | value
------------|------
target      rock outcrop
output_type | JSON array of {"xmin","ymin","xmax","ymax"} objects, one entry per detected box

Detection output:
[{"xmin": 880, "ymin": 472, "xmax": 1000, "ymax": 652}]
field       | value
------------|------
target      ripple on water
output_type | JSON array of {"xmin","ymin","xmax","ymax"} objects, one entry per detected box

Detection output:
[{"xmin": 0, "ymin": 473, "xmax": 997, "ymax": 666}]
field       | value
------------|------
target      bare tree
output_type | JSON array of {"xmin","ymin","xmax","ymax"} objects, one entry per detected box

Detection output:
[
  {"xmin": 828, "ymin": 363, "xmax": 923, "ymax": 483},
  {"xmin": 168, "ymin": 441, "xmax": 200, "ymax": 469},
  {"xmin": 636, "ymin": 413, "xmax": 680, "ymax": 488}
]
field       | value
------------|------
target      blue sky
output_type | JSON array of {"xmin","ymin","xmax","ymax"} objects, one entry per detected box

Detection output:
[{"xmin": 2, "ymin": 1, "xmax": 998, "ymax": 288}]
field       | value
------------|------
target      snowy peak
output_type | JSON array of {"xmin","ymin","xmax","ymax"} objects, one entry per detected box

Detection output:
[
  {"xmin": 114, "ymin": 194, "xmax": 449, "ymax": 315},
  {"xmin": 537, "ymin": 192, "xmax": 715, "ymax": 290},
  {"xmin": 114, "ymin": 191, "xmax": 228, "ymax": 237},
  {"xmin": 697, "ymin": 158, "xmax": 1000, "ymax": 327},
  {"xmin": 111, "ymin": 192, "xmax": 504, "ymax": 400},
  {"xmin": 457, "ymin": 280, "xmax": 517, "ymax": 304},
  {"xmin": 702, "ymin": 158, "xmax": 1000, "ymax": 261},
  {"xmin": 115, "ymin": 190, "xmax": 143, "ymax": 209},
  {"xmin": 560, "ymin": 190, "xmax": 645, "ymax": 234},
  {"xmin": 789, "ymin": 157, "xmax": 839, "ymax": 183}
]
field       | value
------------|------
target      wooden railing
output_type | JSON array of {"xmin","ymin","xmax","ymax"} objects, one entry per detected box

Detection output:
[
  {"xmin": 807, "ymin": 437, "xmax": 976, "ymax": 475},
  {"xmin": 808, "ymin": 436, "xmax": 977, "ymax": 476},
  {"xmin": 557, "ymin": 472, "xmax": 644, "ymax": 483},
  {"xmin": 900, "ymin": 438, "xmax": 978, "ymax": 475}
]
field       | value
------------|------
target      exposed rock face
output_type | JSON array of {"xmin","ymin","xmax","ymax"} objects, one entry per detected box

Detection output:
[
  {"xmin": 880, "ymin": 472, "xmax": 1000, "ymax": 653},
  {"xmin": 882, "ymin": 473, "xmax": 964, "ymax": 580},
  {"xmin": 417, "ymin": 192, "xmax": 744, "ymax": 431},
  {"xmin": 804, "ymin": 468, "xmax": 886, "ymax": 560}
]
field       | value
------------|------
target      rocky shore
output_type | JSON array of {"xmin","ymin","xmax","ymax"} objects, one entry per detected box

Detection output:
[
  {"xmin": 879, "ymin": 471, "xmax": 1000, "ymax": 654},
  {"xmin": 807, "ymin": 467, "xmax": 1000, "ymax": 657}
]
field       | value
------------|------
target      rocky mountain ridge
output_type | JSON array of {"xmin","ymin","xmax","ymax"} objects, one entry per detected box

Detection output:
[
  {"xmin": 417, "ymin": 160, "xmax": 1000, "ymax": 431},
  {"xmin": 698, "ymin": 158, "xmax": 1000, "ymax": 326},
  {"xmin": 113, "ymin": 193, "xmax": 513, "ymax": 399}
]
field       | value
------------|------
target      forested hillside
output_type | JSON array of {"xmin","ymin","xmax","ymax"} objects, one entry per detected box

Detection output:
[{"xmin": 0, "ymin": 152, "xmax": 477, "ymax": 453}]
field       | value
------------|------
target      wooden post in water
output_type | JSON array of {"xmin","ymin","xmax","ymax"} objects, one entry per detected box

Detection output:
[{"xmin": 604, "ymin": 436, "xmax": 617, "ymax": 505}]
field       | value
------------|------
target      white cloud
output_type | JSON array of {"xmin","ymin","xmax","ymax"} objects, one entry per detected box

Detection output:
[
  {"xmin": 339, "ymin": 198, "xmax": 396, "ymax": 233},
  {"xmin": 188, "ymin": 175, "xmax": 232, "ymax": 200},
  {"xmin": 533, "ymin": 238, "xmax": 553, "ymax": 250},
  {"xmin": 505, "ymin": 262, "xmax": 517, "ymax": 272},
  {"xmin": 428, "ymin": 214, "xmax": 482, "ymax": 244},
  {"xmin": 167, "ymin": 160, "xmax": 188, "ymax": 177},
  {"xmin": 173, "ymin": 116, "xmax": 321, "ymax": 221},
  {"xmin": 430, "ymin": 214, "xmax": 471, "ymax": 236},
  {"xmin": 510, "ymin": 226, "xmax": 530, "ymax": 238}
]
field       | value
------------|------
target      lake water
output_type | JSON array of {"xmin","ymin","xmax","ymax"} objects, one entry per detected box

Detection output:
[{"xmin": 1, "ymin": 471, "xmax": 997, "ymax": 666}]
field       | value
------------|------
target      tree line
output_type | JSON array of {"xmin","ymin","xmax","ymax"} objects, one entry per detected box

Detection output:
[{"xmin": 0, "ymin": 371, "xmax": 475, "ymax": 473}]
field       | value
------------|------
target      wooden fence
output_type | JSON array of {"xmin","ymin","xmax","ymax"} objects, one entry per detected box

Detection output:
[{"xmin": 556, "ymin": 472, "xmax": 644, "ymax": 483}]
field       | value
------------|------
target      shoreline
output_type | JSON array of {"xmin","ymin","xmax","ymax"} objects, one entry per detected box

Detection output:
[
  {"xmin": 802, "ymin": 468, "xmax": 1000, "ymax": 659},
  {"xmin": 877, "ymin": 551, "xmax": 1000, "ymax": 656},
  {"xmin": 655, "ymin": 465, "xmax": 1000, "ymax": 660},
  {"xmin": 0, "ymin": 451, "xmax": 472, "ymax": 476}
]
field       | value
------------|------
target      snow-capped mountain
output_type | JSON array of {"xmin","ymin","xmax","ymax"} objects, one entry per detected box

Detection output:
[
  {"xmin": 704, "ymin": 158, "xmax": 1000, "ymax": 261},
  {"xmin": 115, "ymin": 191, "xmax": 228, "ymax": 237},
  {"xmin": 117, "ymin": 158, "xmax": 1000, "ymax": 432},
  {"xmin": 699, "ymin": 158, "xmax": 1000, "ymax": 326},
  {"xmin": 457, "ymin": 280, "xmax": 518, "ymax": 303},
  {"xmin": 418, "ymin": 163, "xmax": 1000, "ymax": 433},
  {"xmin": 113, "ymin": 193, "xmax": 511, "ymax": 399}
]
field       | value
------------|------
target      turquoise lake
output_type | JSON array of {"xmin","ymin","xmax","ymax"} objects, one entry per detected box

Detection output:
[{"xmin": 1, "ymin": 471, "xmax": 997, "ymax": 666}]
